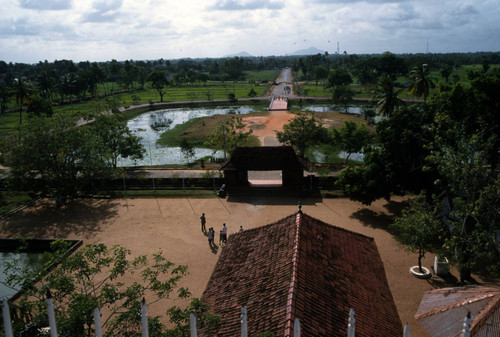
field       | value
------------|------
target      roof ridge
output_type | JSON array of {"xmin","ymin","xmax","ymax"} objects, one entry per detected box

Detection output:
[
  {"xmin": 471, "ymin": 292, "xmax": 500, "ymax": 333},
  {"xmin": 415, "ymin": 293, "xmax": 497, "ymax": 320},
  {"xmin": 283, "ymin": 212, "xmax": 301, "ymax": 337}
]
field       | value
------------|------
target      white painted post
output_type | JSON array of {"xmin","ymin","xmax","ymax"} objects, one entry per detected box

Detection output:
[
  {"xmin": 240, "ymin": 305, "xmax": 248, "ymax": 337},
  {"xmin": 141, "ymin": 298, "xmax": 149, "ymax": 337},
  {"xmin": 462, "ymin": 312, "xmax": 473, "ymax": 337},
  {"xmin": 403, "ymin": 323, "xmax": 411, "ymax": 337},
  {"xmin": 294, "ymin": 317, "xmax": 301, "ymax": 337},
  {"xmin": 190, "ymin": 312, "xmax": 197, "ymax": 337},
  {"xmin": 93, "ymin": 307, "xmax": 103, "ymax": 337},
  {"xmin": 2, "ymin": 300, "xmax": 14, "ymax": 337},
  {"xmin": 347, "ymin": 308, "xmax": 355, "ymax": 337},
  {"xmin": 46, "ymin": 289, "xmax": 58, "ymax": 337}
]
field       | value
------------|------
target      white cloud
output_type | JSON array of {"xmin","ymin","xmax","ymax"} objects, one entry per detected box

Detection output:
[
  {"xmin": 82, "ymin": 0, "xmax": 123, "ymax": 23},
  {"xmin": 0, "ymin": 0, "xmax": 499, "ymax": 62}
]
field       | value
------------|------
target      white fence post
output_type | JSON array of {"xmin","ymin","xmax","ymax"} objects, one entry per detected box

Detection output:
[
  {"xmin": 347, "ymin": 308, "xmax": 355, "ymax": 337},
  {"xmin": 2, "ymin": 300, "xmax": 14, "ymax": 337},
  {"xmin": 141, "ymin": 298, "xmax": 149, "ymax": 337},
  {"xmin": 294, "ymin": 317, "xmax": 301, "ymax": 337},
  {"xmin": 403, "ymin": 323, "xmax": 411, "ymax": 337},
  {"xmin": 46, "ymin": 289, "xmax": 58, "ymax": 337},
  {"xmin": 190, "ymin": 312, "xmax": 198, "ymax": 337},
  {"xmin": 93, "ymin": 307, "xmax": 103, "ymax": 337},
  {"xmin": 241, "ymin": 305, "xmax": 248, "ymax": 337},
  {"xmin": 462, "ymin": 312, "xmax": 473, "ymax": 337}
]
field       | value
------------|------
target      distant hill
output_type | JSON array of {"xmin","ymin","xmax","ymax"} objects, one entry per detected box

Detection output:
[
  {"xmin": 224, "ymin": 51, "xmax": 253, "ymax": 57},
  {"xmin": 288, "ymin": 47, "xmax": 326, "ymax": 56}
]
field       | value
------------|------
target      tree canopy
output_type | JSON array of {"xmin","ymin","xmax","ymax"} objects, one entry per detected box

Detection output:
[
  {"xmin": 1, "ymin": 114, "xmax": 144, "ymax": 196},
  {"xmin": 276, "ymin": 112, "xmax": 327, "ymax": 158},
  {"xmin": 2, "ymin": 241, "xmax": 220, "ymax": 336},
  {"xmin": 337, "ymin": 69, "xmax": 500, "ymax": 279},
  {"xmin": 207, "ymin": 116, "xmax": 254, "ymax": 160}
]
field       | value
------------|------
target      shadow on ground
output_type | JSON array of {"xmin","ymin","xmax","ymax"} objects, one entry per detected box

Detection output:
[
  {"xmin": 226, "ymin": 192, "xmax": 323, "ymax": 206},
  {"xmin": 350, "ymin": 208, "xmax": 396, "ymax": 231},
  {"xmin": 383, "ymin": 199, "xmax": 410, "ymax": 217},
  {"xmin": 0, "ymin": 198, "xmax": 119, "ymax": 239}
]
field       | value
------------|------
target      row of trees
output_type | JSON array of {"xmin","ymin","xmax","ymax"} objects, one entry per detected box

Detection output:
[{"xmin": 0, "ymin": 113, "xmax": 144, "ymax": 197}]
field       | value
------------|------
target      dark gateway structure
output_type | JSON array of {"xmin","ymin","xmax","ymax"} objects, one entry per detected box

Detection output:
[
  {"xmin": 200, "ymin": 211, "xmax": 403, "ymax": 336},
  {"xmin": 219, "ymin": 146, "xmax": 308, "ymax": 192}
]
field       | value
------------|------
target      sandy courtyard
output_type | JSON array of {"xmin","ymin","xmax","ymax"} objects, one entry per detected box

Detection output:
[{"xmin": 0, "ymin": 195, "xmax": 451, "ymax": 336}]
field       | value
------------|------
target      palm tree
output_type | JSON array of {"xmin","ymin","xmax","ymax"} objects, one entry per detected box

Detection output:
[
  {"xmin": 408, "ymin": 64, "xmax": 435, "ymax": 102},
  {"xmin": 13, "ymin": 77, "xmax": 33, "ymax": 124},
  {"xmin": 0, "ymin": 81, "xmax": 11, "ymax": 135},
  {"xmin": 372, "ymin": 74, "xmax": 405, "ymax": 117}
]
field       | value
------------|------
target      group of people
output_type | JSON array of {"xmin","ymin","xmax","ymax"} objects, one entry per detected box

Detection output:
[{"xmin": 200, "ymin": 213, "xmax": 243, "ymax": 249}]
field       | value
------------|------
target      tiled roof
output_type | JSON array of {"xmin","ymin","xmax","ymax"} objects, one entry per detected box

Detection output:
[
  {"xmin": 201, "ymin": 212, "xmax": 403, "ymax": 336},
  {"xmin": 415, "ymin": 286, "xmax": 500, "ymax": 337},
  {"xmin": 219, "ymin": 146, "xmax": 309, "ymax": 171}
]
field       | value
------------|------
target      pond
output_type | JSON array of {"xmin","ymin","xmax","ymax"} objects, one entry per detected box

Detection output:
[
  {"xmin": 289, "ymin": 102, "xmax": 374, "ymax": 116},
  {"xmin": 118, "ymin": 105, "xmax": 261, "ymax": 167},
  {"xmin": 0, "ymin": 252, "xmax": 46, "ymax": 300},
  {"xmin": 118, "ymin": 103, "xmax": 373, "ymax": 167}
]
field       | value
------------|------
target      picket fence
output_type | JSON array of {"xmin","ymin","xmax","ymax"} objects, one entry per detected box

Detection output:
[{"xmin": 2, "ymin": 298, "xmax": 474, "ymax": 337}]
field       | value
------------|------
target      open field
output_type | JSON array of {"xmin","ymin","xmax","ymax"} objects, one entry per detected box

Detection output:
[{"xmin": 2, "ymin": 195, "xmax": 491, "ymax": 336}]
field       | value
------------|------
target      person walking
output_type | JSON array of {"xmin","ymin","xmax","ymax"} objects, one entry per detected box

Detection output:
[
  {"xmin": 208, "ymin": 227, "xmax": 214, "ymax": 248},
  {"xmin": 200, "ymin": 213, "xmax": 206, "ymax": 232},
  {"xmin": 221, "ymin": 223, "xmax": 227, "ymax": 243}
]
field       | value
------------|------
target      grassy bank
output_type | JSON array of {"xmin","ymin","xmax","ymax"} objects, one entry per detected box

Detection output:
[{"xmin": 157, "ymin": 112, "xmax": 261, "ymax": 148}]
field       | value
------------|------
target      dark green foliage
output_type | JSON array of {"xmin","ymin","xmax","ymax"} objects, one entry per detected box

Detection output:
[
  {"xmin": 327, "ymin": 68, "xmax": 352, "ymax": 87},
  {"xmin": 408, "ymin": 63, "xmax": 436, "ymax": 102},
  {"xmin": 146, "ymin": 70, "xmax": 169, "ymax": 102},
  {"xmin": 1, "ymin": 114, "xmax": 144, "ymax": 196},
  {"xmin": 372, "ymin": 74, "xmax": 405, "ymax": 117},
  {"xmin": 331, "ymin": 121, "xmax": 371, "ymax": 165},
  {"xmin": 26, "ymin": 95, "xmax": 53, "ymax": 117},
  {"xmin": 180, "ymin": 138, "xmax": 195, "ymax": 165},
  {"xmin": 208, "ymin": 116, "xmax": 253, "ymax": 159},
  {"xmin": 338, "ymin": 105, "xmax": 435, "ymax": 205},
  {"xmin": 276, "ymin": 112, "xmax": 328, "ymax": 158},
  {"xmin": 391, "ymin": 197, "xmax": 445, "ymax": 272},
  {"xmin": 2, "ymin": 241, "xmax": 219, "ymax": 336}
]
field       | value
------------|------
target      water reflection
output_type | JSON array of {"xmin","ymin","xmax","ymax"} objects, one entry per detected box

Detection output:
[
  {"xmin": 0, "ymin": 252, "xmax": 46, "ymax": 300},
  {"xmin": 118, "ymin": 106, "xmax": 259, "ymax": 166}
]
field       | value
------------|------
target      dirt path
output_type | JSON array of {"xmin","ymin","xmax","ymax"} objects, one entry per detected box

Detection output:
[{"xmin": 243, "ymin": 110, "xmax": 294, "ymax": 146}]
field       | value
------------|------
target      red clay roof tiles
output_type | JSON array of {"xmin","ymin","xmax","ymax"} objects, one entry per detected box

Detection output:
[{"xmin": 200, "ymin": 212, "xmax": 403, "ymax": 336}]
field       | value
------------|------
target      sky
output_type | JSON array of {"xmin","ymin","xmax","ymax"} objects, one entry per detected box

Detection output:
[{"xmin": 1, "ymin": 0, "xmax": 499, "ymax": 64}]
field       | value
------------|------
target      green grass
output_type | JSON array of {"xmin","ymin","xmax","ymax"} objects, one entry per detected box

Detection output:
[
  {"xmin": 0, "ymin": 191, "xmax": 35, "ymax": 216},
  {"xmin": 245, "ymin": 70, "xmax": 281, "ymax": 82},
  {"xmin": 157, "ymin": 112, "xmax": 261, "ymax": 148},
  {"xmin": 157, "ymin": 117, "xmax": 208, "ymax": 147}
]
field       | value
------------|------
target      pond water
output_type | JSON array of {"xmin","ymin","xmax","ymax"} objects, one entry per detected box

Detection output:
[
  {"xmin": 118, "ymin": 105, "xmax": 261, "ymax": 167},
  {"xmin": 312, "ymin": 150, "xmax": 365, "ymax": 163},
  {"xmin": 118, "ymin": 103, "xmax": 372, "ymax": 166},
  {"xmin": 0, "ymin": 252, "xmax": 46, "ymax": 300}
]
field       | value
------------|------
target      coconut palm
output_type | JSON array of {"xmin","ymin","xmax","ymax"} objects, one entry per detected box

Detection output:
[
  {"xmin": 13, "ymin": 77, "xmax": 33, "ymax": 124},
  {"xmin": 372, "ymin": 74, "xmax": 405, "ymax": 117},
  {"xmin": 408, "ymin": 64, "xmax": 435, "ymax": 102}
]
